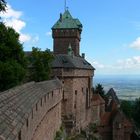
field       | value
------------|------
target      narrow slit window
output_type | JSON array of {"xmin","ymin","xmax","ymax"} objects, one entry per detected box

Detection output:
[
  {"xmin": 26, "ymin": 119, "xmax": 29, "ymax": 127},
  {"xmin": 18, "ymin": 131, "xmax": 21, "ymax": 140},
  {"xmin": 36, "ymin": 103, "xmax": 38, "ymax": 111}
]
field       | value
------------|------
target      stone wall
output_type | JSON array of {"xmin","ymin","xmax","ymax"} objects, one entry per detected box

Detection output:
[
  {"xmin": 31, "ymin": 101, "xmax": 61, "ymax": 140},
  {"xmin": 0, "ymin": 79, "xmax": 62, "ymax": 140},
  {"xmin": 52, "ymin": 29, "xmax": 81, "ymax": 56},
  {"xmin": 53, "ymin": 68, "xmax": 94, "ymax": 133},
  {"xmin": 91, "ymin": 102, "xmax": 100, "ymax": 124},
  {"xmin": 20, "ymin": 89, "xmax": 62, "ymax": 140}
]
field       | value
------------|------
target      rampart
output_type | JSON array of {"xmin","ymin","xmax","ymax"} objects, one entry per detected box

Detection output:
[{"xmin": 0, "ymin": 79, "xmax": 62, "ymax": 140}]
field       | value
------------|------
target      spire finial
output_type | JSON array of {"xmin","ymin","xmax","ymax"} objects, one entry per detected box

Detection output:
[{"xmin": 64, "ymin": 0, "xmax": 67, "ymax": 11}]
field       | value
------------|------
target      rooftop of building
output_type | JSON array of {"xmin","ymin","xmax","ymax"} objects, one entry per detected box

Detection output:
[
  {"xmin": 52, "ymin": 10, "xmax": 82, "ymax": 30},
  {"xmin": 52, "ymin": 54, "xmax": 95, "ymax": 70},
  {"xmin": 100, "ymin": 109, "xmax": 133, "ymax": 127},
  {"xmin": 0, "ymin": 79, "xmax": 62, "ymax": 140},
  {"xmin": 106, "ymin": 88, "xmax": 120, "ymax": 105}
]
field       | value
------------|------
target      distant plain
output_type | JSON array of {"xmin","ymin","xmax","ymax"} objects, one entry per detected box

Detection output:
[{"xmin": 94, "ymin": 75, "xmax": 140, "ymax": 100}]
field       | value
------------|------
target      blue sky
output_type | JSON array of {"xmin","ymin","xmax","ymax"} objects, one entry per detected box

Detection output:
[{"xmin": 1, "ymin": 0, "xmax": 140, "ymax": 75}]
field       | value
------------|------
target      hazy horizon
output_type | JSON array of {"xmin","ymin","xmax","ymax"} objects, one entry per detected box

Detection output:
[{"xmin": 94, "ymin": 74, "xmax": 140, "ymax": 100}]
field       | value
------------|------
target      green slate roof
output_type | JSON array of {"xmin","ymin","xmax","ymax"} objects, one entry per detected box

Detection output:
[
  {"xmin": 52, "ymin": 54, "xmax": 95, "ymax": 70},
  {"xmin": 52, "ymin": 10, "xmax": 82, "ymax": 30}
]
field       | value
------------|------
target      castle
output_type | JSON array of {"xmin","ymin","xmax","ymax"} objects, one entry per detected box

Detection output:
[
  {"xmin": 51, "ymin": 10, "xmax": 94, "ymax": 134},
  {"xmin": 0, "ymin": 10, "xmax": 134, "ymax": 140}
]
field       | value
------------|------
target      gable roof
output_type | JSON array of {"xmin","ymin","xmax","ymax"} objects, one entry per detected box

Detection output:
[
  {"xmin": 52, "ymin": 10, "xmax": 82, "ymax": 30},
  {"xmin": 106, "ymin": 88, "xmax": 120, "ymax": 105},
  {"xmin": 100, "ymin": 109, "xmax": 133, "ymax": 128},
  {"xmin": 52, "ymin": 54, "xmax": 95, "ymax": 70}
]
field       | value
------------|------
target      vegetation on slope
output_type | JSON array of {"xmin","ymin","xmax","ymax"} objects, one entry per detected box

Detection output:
[
  {"xmin": 0, "ymin": 1, "xmax": 54, "ymax": 90},
  {"xmin": 0, "ymin": 23, "xmax": 27, "ymax": 91}
]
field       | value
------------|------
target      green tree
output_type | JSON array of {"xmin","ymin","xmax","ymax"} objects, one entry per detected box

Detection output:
[
  {"xmin": 0, "ymin": 0, "xmax": 6, "ymax": 13},
  {"xmin": 0, "ymin": 23, "xmax": 27, "ymax": 91},
  {"xmin": 94, "ymin": 84, "xmax": 105, "ymax": 98},
  {"xmin": 28, "ymin": 47, "xmax": 54, "ymax": 82},
  {"xmin": 120, "ymin": 100, "xmax": 133, "ymax": 118},
  {"xmin": 133, "ymin": 98, "xmax": 140, "ymax": 128}
]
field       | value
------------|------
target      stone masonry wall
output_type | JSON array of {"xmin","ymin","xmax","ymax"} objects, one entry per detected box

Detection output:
[
  {"xmin": 53, "ymin": 29, "xmax": 81, "ymax": 56},
  {"xmin": 31, "ymin": 102, "xmax": 61, "ymax": 140},
  {"xmin": 19, "ymin": 88, "xmax": 62, "ymax": 140},
  {"xmin": 56, "ymin": 68, "xmax": 94, "ymax": 133},
  {"xmin": 72, "ymin": 77, "xmax": 92, "ymax": 130}
]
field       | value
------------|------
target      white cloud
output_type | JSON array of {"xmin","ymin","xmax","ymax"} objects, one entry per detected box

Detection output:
[
  {"xmin": 46, "ymin": 31, "xmax": 52, "ymax": 36},
  {"xmin": 20, "ymin": 34, "xmax": 31, "ymax": 42},
  {"xmin": 32, "ymin": 35, "xmax": 39, "ymax": 43},
  {"xmin": 0, "ymin": 4, "xmax": 31, "ymax": 43},
  {"xmin": 129, "ymin": 37, "xmax": 140, "ymax": 50},
  {"xmin": 3, "ymin": 18, "xmax": 26, "ymax": 33},
  {"xmin": 87, "ymin": 56, "xmax": 140, "ymax": 75},
  {"xmin": 0, "ymin": 5, "xmax": 22, "ymax": 19},
  {"xmin": 92, "ymin": 61, "xmax": 105, "ymax": 69},
  {"xmin": 117, "ymin": 56, "xmax": 140, "ymax": 69}
]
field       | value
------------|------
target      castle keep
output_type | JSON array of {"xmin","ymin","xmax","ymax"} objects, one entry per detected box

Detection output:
[
  {"xmin": 52, "ymin": 10, "xmax": 82, "ymax": 56},
  {"xmin": 51, "ymin": 10, "xmax": 95, "ymax": 133}
]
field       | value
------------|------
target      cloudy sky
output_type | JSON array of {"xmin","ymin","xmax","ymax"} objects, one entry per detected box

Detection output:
[{"xmin": 0, "ymin": 0, "xmax": 140, "ymax": 75}]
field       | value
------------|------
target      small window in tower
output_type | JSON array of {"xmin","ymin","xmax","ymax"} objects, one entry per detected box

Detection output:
[
  {"xmin": 26, "ymin": 119, "xmax": 29, "ymax": 127},
  {"xmin": 82, "ymin": 87, "xmax": 84, "ymax": 92},
  {"xmin": 74, "ymin": 90, "xmax": 77, "ymax": 109},
  {"xmin": 47, "ymin": 93, "xmax": 49, "ymax": 99},
  {"xmin": 36, "ymin": 103, "xmax": 38, "ymax": 111},
  {"xmin": 52, "ymin": 91, "xmax": 54, "ymax": 97},
  {"xmin": 18, "ymin": 131, "xmax": 21, "ymax": 140},
  {"xmin": 75, "ymin": 90, "xmax": 77, "ymax": 95}
]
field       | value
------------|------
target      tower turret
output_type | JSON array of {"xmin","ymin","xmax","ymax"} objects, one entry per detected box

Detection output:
[{"xmin": 52, "ymin": 10, "xmax": 82, "ymax": 56}]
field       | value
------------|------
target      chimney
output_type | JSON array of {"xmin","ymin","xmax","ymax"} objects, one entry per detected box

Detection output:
[
  {"xmin": 60, "ymin": 13, "xmax": 62, "ymax": 22},
  {"xmin": 82, "ymin": 53, "xmax": 85, "ymax": 59}
]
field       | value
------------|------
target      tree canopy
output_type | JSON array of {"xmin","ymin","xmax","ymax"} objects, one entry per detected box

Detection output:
[
  {"xmin": 0, "ymin": 0, "xmax": 6, "ymax": 13},
  {"xmin": 120, "ymin": 98, "xmax": 140, "ymax": 128},
  {"xmin": 28, "ymin": 47, "xmax": 54, "ymax": 82},
  {"xmin": 133, "ymin": 98, "xmax": 140, "ymax": 128},
  {"xmin": 94, "ymin": 84, "xmax": 105, "ymax": 98},
  {"xmin": 0, "ymin": 22, "xmax": 27, "ymax": 91},
  {"xmin": 120, "ymin": 100, "xmax": 133, "ymax": 119}
]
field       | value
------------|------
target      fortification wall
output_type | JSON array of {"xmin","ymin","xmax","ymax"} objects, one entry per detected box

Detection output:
[
  {"xmin": 31, "ymin": 101, "xmax": 61, "ymax": 140},
  {"xmin": 20, "ymin": 89, "xmax": 62, "ymax": 140},
  {"xmin": 60, "ymin": 69, "xmax": 93, "ymax": 132},
  {"xmin": 0, "ymin": 79, "xmax": 62, "ymax": 140}
]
